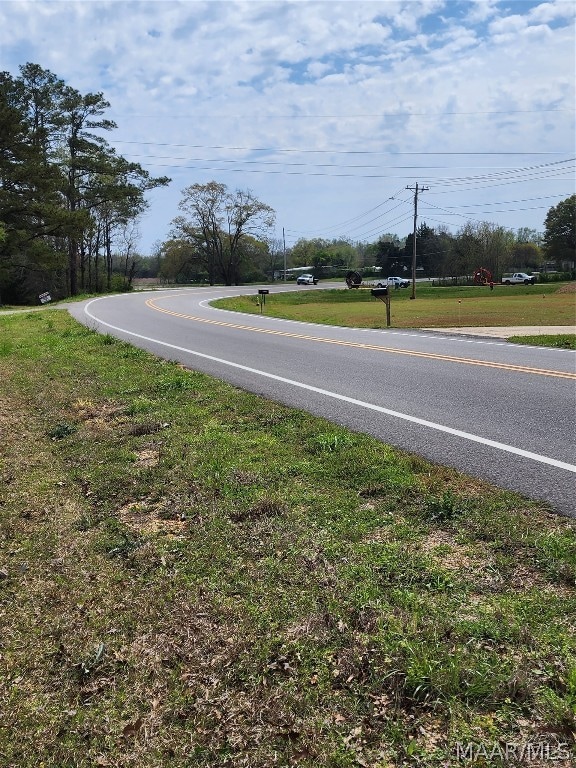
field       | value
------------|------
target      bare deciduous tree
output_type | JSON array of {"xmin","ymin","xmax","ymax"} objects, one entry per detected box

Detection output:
[{"xmin": 173, "ymin": 181, "xmax": 275, "ymax": 285}]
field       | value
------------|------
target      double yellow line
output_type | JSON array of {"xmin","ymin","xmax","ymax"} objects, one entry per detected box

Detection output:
[{"xmin": 145, "ymin": 297, "xmax": 576, "ymax": 381}]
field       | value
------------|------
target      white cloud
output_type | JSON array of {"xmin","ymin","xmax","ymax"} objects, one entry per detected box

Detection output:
[
  {"xmin": 464, "ymin": 0, "xmax": 500, "ymax": 24},
  {"xmin": 385, "ymin": 0, "xmax": 447, "ymax": 33},
  {"xmin": 0, "ymin": 0, "xmax": 574, "ymax": 250},
  {"xmin": 425, "ymin": 26, "xmax": 479, "ymax": 59},
  {"xmin": 529, "ymin": 0, "xmax": 576, "ymax": 24},
  {"xmin": 306, "ymin": 60, "xmax": 332, "ymax": 79},
  {"xmin": 488, "ymin": 13, "xmax": 527, "ymax": 35}
]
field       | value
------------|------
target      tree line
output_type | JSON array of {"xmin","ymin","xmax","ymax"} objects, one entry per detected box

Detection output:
[
  {"xmin": 1, "ymin": 64, "xmax": 573, "ymax": 302},
  {"xmin": 362, "ymin": 202, "xmax": 575, "ymax": 283},
  {"xmin": 0, "ymin": 63, "xmax": 170, "ymax": 304},
  {"xmin": 156, "ymin": 193, "xmax": 574, "ymax": 286}
]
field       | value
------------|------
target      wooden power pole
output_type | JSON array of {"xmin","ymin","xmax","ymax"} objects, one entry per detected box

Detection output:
[{"xmin": 406, "ymin": 183, "xmax": 429, "ymax": 299}]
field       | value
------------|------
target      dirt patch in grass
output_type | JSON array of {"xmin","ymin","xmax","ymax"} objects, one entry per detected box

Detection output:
[
  {"xmin": 118, "ymin": 499, "xmax": 187, "ymax": 536},
  {"xmin": 134, "ymin": 447, "xmax": 161, "ymax": 467},
  {"xmin": 419, "ymin": 530, "xmax": 479, "ymax": 571}
]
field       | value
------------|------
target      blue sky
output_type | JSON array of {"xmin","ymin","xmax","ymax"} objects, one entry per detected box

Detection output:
[{"xmin": 1, "ymin": 0, "xmax": 574, "ymax": 254}]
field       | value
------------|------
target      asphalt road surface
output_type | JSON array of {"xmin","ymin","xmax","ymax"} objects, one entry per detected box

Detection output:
[{"xmin": 70, "ymin": 285, "xmax": 576, "ymax": 517}]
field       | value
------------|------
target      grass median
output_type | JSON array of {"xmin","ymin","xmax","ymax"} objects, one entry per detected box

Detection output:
[
  {"xmin": 1, "ymin": 310, "xmax": 575, "ymax": 767},
  {"xmin": 213, "ymin": 282, "xmax": 576, "ymax": 333}
]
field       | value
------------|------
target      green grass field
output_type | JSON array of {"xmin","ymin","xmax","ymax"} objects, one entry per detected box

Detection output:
[
  {"xmin": 213, "ymin": 282, "xmax": 576, "ymax": 331},
  {"xmin": 1, "ymin": 310, "xmax": 575, "ymax": 767}
]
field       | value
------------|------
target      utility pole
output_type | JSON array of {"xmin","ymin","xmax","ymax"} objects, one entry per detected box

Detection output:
[
  {"xmin": 406, "ymin": 182, "xmax": 429, "ymax": 299},
  {"xmin": 283, "ymin": 227, "xmax": 287, "ymax": 282}
]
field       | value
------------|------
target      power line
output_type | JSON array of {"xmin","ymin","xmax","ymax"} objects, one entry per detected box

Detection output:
[
  {"xmin": 137, "ymin": 162, "xmax": 462, "ymax": 178},
  {"xmin": 110, "ymin": 108, "xmax": 572, "ymax": 119},
  {"xmin": 283, "ymin": 189, "xmax": 411, "ymax": 239},
  {"xmin": 424, "ymin": 204, "xmax": 562, "ymax": 216},
  {"xmin": 422, "ymin": 158, "xmax": 575, "ymax": 185},
  {"xmin": 117, "ymin": 152, "xmax": 547, "ymax": 171},
  {"xmin": 111, "ymin": 139, "xmax": 571, "ymax": 156},
  {"xmin": 347, "ymin": 214, "xmax": 414, "ymax": 243},
  {"xmin": 120, "ymin": 158, "xmax": 574, "ymax": 184},
  {"xmin": 315, "ymin": 195, "xmax": 410, "ymax": 236},
  {"xmin": 422, "ymin": 194, "xmax": 569, "ymax": 209},
  {"xmin": 428, "ymin": 177, "xmax": 574, "ymax": 194},
  {"xmin": 285, "ymin": 212, "xmax": 414, "ymax": 244}
]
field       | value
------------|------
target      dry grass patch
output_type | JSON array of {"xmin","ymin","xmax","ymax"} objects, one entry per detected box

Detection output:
[
  {"xmin": 118, "ymin": 497, "xmax": 187, "ymax": 536},
  {"xmin": 419, "ymin": 530, "xmax": 479, "ymax": 572},
  {"xmin": 134, "ymin": 447, "xmax": 161, "ymax": 467},
  {"xmin": 70, "ymin": 397, "xmax": 127, "ymax": 439}
]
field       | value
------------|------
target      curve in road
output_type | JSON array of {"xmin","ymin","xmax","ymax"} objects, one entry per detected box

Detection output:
[{"xmin": 71, "ymin": 286, "xmax": 576, "ymax": 516}]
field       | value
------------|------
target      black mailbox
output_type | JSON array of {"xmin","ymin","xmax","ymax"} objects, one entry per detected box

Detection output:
[
  {"xmin": 257, "ymin": 288, "xmax": 269, "ymax": 311},
  {"xmin": 371, "ymin": 287, "xmax": 388, "ymax": 298}
]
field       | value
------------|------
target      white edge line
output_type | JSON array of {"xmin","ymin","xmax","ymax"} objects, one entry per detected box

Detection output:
[{"xmin": 84, "ymin": 297, "xmax": 576, "ymax": 474}]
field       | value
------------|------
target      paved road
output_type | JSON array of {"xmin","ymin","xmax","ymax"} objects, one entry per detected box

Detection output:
[{"xmin": 69, "ymin": 286, "xmax": 576, "ymax": 517}]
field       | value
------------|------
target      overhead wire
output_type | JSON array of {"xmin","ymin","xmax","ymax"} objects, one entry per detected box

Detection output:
[
  {"xmin": 312, "ymin": 192, "xmax": 409, "ymax": 236},
  {"xmin": 107, "ymin": 136, "xmax": 574, "ymax": 244},
  {"xmin": 423, "ymin": 158, "xmax": 575, "ymax": 186},
  {"xmin": 111, "ymin": 138, "xmax": 571, "ymax": 157},
  {"xmin": 111, "ymin": 108, "xmax": 572, "ymax": 119},
  {"xmin": 123, "ymin": 158, "xmax": 574, "ymax": 184},
  {"xmin": 287, "ymin": 200, "xmax": 414, "ymax": 242},
  {"xmin": 117, "ymin": 152, "xmax": 546, "ymax": 171}
]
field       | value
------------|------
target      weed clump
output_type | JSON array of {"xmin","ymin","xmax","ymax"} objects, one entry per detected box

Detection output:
[
  {"xmin": 47, "ymin": 422, "xmax": 77, "ymax": 439},
  {"xmin": 422, "ymin": 490, "xmax": 466, "ymax": 523}
]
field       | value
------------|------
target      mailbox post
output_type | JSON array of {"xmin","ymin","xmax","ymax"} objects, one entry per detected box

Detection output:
[
  {"xmin": 370, "ymin": 287, "xmax": 391, "ymax": 327},
  {"xmin": 258, "ymin": 289, "xmax": 269, "ymax": 313}
]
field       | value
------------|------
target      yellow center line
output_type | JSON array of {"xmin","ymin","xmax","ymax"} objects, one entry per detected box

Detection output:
[{"xmin": 145, "ymin": 297, "xmax": 576, "ymax": 380}]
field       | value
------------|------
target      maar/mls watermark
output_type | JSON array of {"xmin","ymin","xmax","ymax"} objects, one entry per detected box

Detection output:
[{"xmin": 455, "ymin": 741, "xmax": 572, "ymax": 762}]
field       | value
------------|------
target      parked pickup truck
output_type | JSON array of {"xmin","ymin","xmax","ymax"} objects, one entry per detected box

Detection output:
[
  {"xmin": 503, "ymin": 272, "xmax": 536, "ymax": 285},
  {"xmin": 381, "ymin": 276, "xmax": 410, "ymax": 288}
]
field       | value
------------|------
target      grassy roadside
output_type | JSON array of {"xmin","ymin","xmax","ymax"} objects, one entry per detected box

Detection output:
[
  {"xmin": 1, "ymin": 310, "xmax": 575, "ymax": 767},
  {"xmin": 213, "ymin": 282, "xmax": 576, "ymax": 332},
  {"xmin": 508, "ymin": 335, "xmax": 576, "ymax": 350}
]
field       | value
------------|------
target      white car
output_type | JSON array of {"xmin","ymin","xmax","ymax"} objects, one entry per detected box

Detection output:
[
  {"xmin": 377, "ymin": 276, "xmax": 410, "ymax": 288},
  {"xmin": 296, "ymin": 274, "xmax": 318, "ymax": 285}
]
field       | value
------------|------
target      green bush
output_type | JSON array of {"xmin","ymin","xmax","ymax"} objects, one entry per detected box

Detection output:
[
  {"xmin": 109, "ymin": 274, "xmax": 134, "ymax": 292},
  {"xmin": 537, "ymin": 272, "xmax": 573, "ymax": 283}
]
